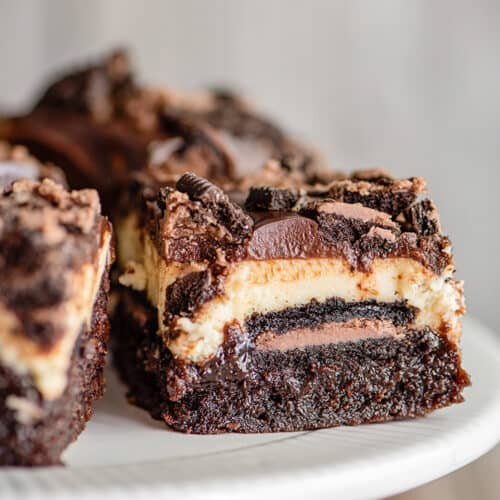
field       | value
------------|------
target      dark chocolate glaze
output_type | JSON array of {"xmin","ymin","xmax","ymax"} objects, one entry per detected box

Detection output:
[
  {"xmin": 246, "ymin": 212, "xmax": 328, "ymax": 260},
  {"xmin": 138, "ymin": 173, "xmax": 451, "ymax": 276},
  {"xmin": 247, "ymin": 209, "xmax": 449, "ymax": 273}
]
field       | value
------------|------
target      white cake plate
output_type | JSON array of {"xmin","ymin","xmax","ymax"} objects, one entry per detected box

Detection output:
[{"xmin": 1, "ymin": 316, "xmax": 499, "ymax": 500}]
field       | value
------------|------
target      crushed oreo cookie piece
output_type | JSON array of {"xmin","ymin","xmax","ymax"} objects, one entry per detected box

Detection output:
[
  {"xmin": 245, "ymin": 186, "xmax": 300, "ymax": 211},
  {"xmin": 176, "ymin": 173, "xmax": 253, "ymax": 241},
  {"xmin": 328, "ymin": 177, "xmax": 426, "ymax": 216},
  {"xmin": 177, "ymin": 172, "xmax": 222, "ymax": 201},
  {"xmin": 400, "ymin": 199, "xmax": 441, "ymax": 236},
  {"xmin": 165, "ymin": 269, "xmax": 225, "ymax": 323}
]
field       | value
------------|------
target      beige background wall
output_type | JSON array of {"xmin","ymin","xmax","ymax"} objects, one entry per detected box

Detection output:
[{"xmin": 1, "ymin": 0, "xmax": 499, "ymax": 333}]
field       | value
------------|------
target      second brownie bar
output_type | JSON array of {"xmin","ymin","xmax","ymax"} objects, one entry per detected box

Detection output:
[{"xmin": 0, "ymin": 177, "xmax": 112, "ymax": 465}]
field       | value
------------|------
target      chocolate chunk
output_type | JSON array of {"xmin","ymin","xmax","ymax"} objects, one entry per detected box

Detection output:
[
  {"xmin": 176, "ymin": 173, "xmax": 253, "ymax": 241},
  {"xmin": 244, "ymin": 186, "xmax": 300, "ymax": 211}
]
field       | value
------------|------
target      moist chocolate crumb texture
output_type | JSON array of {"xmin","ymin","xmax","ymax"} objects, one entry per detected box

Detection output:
[
  {"xmin": 112, "ymin": 169, "xmax": 469, "ymax": 434},
  {"xmin": 0, "ymin": 178, "xmax": 113, "ymax": 465},
  {"xmin": 0, "ymin": 50, "xmax": 327, "ymax": 206}
]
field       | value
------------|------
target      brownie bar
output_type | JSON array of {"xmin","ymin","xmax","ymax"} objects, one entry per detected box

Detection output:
[
  {"xmin": 0, "ymin": 50, "xmax": 326, "ymax": 207},
  {"xmin": 0, "ymin": 178, "xmax": 112, "ymax": 465},
  {"xmin": 113, "ymin": 170, "xmax": 469, "ymax": 433}
]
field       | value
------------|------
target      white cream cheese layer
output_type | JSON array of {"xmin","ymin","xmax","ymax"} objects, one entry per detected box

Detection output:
[
  {"xmin": 117, "ymin": 215, "xmax": 464, "ymax": 363},
  {"xmin": 0, "ymin": 229, "xmax": 111, "ymax": 400}
]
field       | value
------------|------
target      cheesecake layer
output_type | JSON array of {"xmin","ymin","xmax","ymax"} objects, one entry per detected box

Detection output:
[
  {"xmin": 0, "ymin": 228, "xmax": 111, "ymax": 399},
  {"xmin": 171, "ymin": 257, "xmax": 462, "ymax": 360}
]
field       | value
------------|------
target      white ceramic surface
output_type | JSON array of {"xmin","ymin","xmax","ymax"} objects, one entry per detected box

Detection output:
[{"xmin": 1, "ymin": 316, "xmax": 499, "ymax": 500}]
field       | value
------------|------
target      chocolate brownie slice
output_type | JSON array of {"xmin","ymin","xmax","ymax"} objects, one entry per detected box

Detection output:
[
  {"xmin": 112, "ymin": 171, "xmax": 469, "ymax": 433},
  {"xmin": 0, "ymin": 179, "xmax": 112, "ymax": 465},
  {"xmin": 0, "ymin": 50, "xmax": 325, "ymax": 206}
]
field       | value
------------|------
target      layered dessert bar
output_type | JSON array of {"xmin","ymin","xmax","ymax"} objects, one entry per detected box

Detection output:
[
  {"xmin": 0, "ymin": 178, "xmax": 112, "ymax": 465},
  {"xmin": 112, "ymin": 169, "xmax": 469, "ymax": 433},
  {"xmin": 0, "ymin": 50, "xmax": 323, "ymax": 204}
]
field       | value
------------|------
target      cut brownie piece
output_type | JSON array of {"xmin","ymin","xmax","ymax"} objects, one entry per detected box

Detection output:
[
  {"xmin": 0, "ymin": 50, "xmax": 324, "ymax": 206},
  {"xmin": 112, "ymin": 170, "xmax": 469, "ymax": 433},
  {"xmin": 0, "ymin": 178, "xmax": 113, "ymax": 465},
  {"xmin": 0, "ymin": 50, "xmax": 154, "ymax": 199}
]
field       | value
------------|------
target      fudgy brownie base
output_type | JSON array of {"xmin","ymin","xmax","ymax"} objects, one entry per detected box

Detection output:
[
  {"xmin": 112, "ymin": 290, "xmax": 470, "ymax": 434},
  {"xmin": 0, "ymin": 272, "xmax": 110, "ymax": 466}
]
